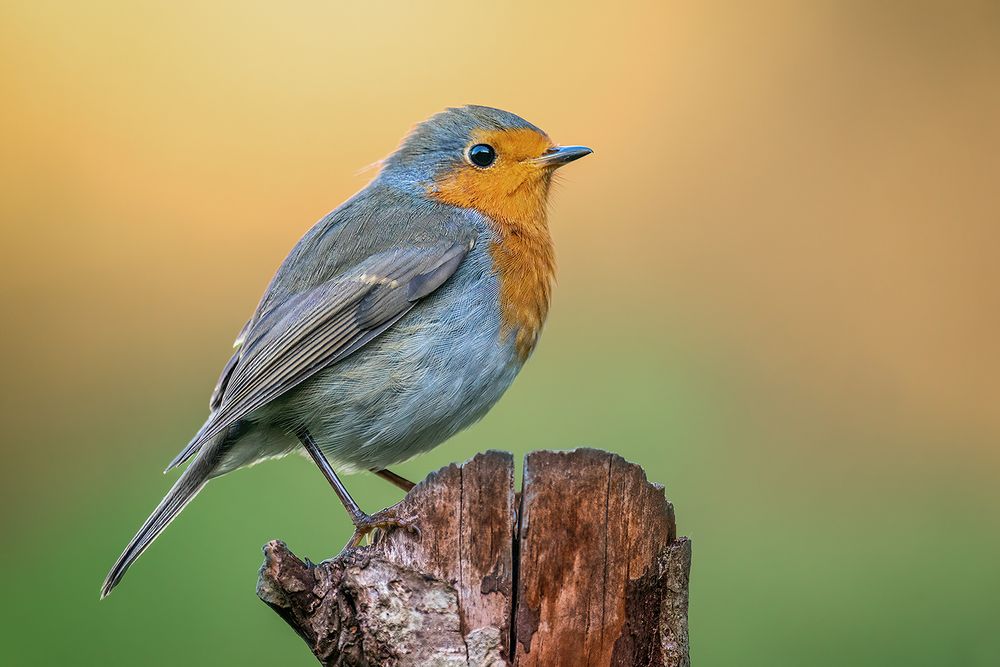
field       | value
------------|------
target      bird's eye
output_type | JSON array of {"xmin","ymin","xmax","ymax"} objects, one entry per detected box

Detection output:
[{"xmin": 467, "ymin": 143, "xmax": 497, "ymax": 168}]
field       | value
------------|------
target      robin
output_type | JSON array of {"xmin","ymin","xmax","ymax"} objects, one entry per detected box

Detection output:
[{"xmin": 101, "ymin": 105, "xmax": 591, "ymax": 598}]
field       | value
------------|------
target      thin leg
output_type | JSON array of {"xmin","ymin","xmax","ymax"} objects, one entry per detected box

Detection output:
[
  {"xmin": 372, "ymin": 468, "xmax": 416, "ymax": 493},
  {"xmin": 297, "ymin": 427, "xmax": 366, "ymax": 523},
  {"xmin": 297, "ymin": 427, "xmax": 419, "ymax": 548}
]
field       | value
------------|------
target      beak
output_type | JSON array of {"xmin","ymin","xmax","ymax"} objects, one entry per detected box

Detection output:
[{"xmin": 534, "ymin": 145, "xmax": 593, "ymax": 168}]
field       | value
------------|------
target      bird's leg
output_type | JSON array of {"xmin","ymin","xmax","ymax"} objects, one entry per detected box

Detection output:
[
  {"xmin": 297, "ymin": 428, "xmax": 418, "ymax": 547},
  {"xmin": 371, "ymin": 468, "xmax": 416, "ymax": 493},
  {"xmin": 297, "ymin": 428, "xmax": 365, "ymax": 523}
]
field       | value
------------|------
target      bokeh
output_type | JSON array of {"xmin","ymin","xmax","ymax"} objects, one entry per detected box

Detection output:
[{"xmin": 2, "ymin": 1, "xmax": 998, "ymax": 664}]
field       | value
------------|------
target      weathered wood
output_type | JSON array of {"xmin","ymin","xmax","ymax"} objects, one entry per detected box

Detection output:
[
  {"xmin": 257, "ymin": 543, "xmax": 483, "ymax": 665},
  {"xmin": 258, "ymin": 451, "xmax": 515, "ymax": 666},
  {"xmin": 514, "ymin": 450, "xmax": 678, "ymax": 666},
  {"xmin": 257, "ymin": 449, "xmax": 691, "ymax": 666},
  {"xmin": 378, "ymin": 449, "xmax": 515, "ymax": 652}
]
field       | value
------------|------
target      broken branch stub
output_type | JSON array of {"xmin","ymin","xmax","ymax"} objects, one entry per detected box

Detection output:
[{"xmin": 257, "ymin": 449, "xmax": 691, "ymax": 666}]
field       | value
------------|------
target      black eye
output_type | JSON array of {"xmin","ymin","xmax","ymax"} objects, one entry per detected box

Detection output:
[{"xmin": 468, "ymin": 143, "xmax": 496, "ymax": 168}]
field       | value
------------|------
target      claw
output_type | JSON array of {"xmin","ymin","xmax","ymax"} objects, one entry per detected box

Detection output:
[{"xmin": 347, "ymin": 507, "xmax": 420, "ymax": 548}]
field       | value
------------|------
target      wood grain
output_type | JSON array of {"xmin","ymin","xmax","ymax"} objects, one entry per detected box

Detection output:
[
  {"xmin": 257, "ymin": 449, "xmax": 689, "ymax": 666},
  {"xmin": 513, "ymin": 449, "xmax": 677, "ymax": 666},
  {"xmin": 379, "ymin": 449, "xmax": 516, "ymax": 654}
]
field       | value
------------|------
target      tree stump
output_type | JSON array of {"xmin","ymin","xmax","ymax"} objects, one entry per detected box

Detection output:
[{"xmin": 257, "ymin": 449, "xmax": 691, "ymax": 666}]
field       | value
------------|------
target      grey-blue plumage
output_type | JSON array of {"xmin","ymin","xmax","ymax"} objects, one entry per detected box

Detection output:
[
  {"xmin": 101, "ymin": 105, "xmax": 590, "ymax": 598},
  {"xmin": 210, "ymin": 205, "xmax": 518, "ymax": 477}
]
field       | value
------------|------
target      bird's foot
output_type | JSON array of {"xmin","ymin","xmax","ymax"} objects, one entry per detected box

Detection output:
[{"xmin": 347, "ymin": 506, "xmax": 420, "ymax": 548}]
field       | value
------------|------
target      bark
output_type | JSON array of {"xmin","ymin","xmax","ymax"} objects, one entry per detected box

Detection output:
[{"xmin": 257, "ymin": 449, "xmax": 691, "ymax": 666}]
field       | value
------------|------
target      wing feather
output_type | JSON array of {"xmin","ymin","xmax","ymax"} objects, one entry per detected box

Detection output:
[{"xmin": 176, "ymin": 240, "xmax": 471, "ymax": 462}]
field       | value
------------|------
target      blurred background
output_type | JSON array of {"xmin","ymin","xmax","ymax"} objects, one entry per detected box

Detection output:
[{"xmin": 2, "ymin": 1, "xmax": 998, "ymax": 664}]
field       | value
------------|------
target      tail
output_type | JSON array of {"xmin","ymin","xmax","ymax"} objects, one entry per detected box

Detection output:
[{"xmin": 100, "ymin": 445, "xmax": 219, "ymax": 598}]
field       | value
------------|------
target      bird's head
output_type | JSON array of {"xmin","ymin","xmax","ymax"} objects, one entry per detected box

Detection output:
[{"xmin": 382, "ymin": 105, "xmax": 591, "ymax": 225}]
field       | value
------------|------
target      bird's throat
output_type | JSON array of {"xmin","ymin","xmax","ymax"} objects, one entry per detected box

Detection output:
[
  {"xmin": 489, "ymin": 211, "xmax": 555, "ymax": 361},
  {"xmin": 430, "ymin": 174, "xmax": 555, "ymax": 361}
]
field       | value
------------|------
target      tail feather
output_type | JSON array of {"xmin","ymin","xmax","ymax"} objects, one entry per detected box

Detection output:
[
  {"xmin": 101, "ymin": 447, "xmax": 218, "ymax": 598},
  {"xmin": 163, "ymin": 426, "xmax": 207, "ymax": 473}
]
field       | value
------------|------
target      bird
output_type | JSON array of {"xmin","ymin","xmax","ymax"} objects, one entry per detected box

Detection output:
[{"xmin": 101, "ymin": 105, "xmax": 591, "ymax": 598}]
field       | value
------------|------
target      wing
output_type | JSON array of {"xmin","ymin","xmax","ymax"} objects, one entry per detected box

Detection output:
[
  {"xmin": 166, "ymin": 239, "xmax": 471, "ymax": 470},
  {"xmin": 209, "ymin": 321, "xmax": 249, "ymax": 413},
  {"xmin": 164, "ymin": 321, "xmax": 250, "ymax": 471}
]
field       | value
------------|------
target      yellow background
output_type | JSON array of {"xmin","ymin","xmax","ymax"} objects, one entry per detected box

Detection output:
[{"xmin": 1, "ymin": 1, "xmax": 998, "ymax": 664}]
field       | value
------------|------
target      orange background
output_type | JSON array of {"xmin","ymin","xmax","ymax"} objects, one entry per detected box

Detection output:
[{"xmin": 1, "ymin": 2, "xmax": 998, "ymax": 664}]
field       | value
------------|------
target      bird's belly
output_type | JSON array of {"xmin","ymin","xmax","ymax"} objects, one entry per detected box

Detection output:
[{"xmin": 276, "ymin": 268, "xmax": 521, "ymax": 472}]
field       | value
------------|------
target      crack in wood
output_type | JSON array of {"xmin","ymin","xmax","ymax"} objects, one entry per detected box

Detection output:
[{"xmin": 257, "ymin": 449, "xmax": 690, "ymax": 666}]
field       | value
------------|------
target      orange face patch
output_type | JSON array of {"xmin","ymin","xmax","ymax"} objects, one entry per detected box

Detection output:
[
  {"xmin": 430, "ymin": 127, "xmax": 557, "ymax": 360},
  {"xmin": 430, "ymin": 128, "xmax": 554, "ymax": 223}
]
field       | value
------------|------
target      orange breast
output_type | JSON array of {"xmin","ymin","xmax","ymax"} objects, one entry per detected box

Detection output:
[
  {"xmin": 430, "ymin": 128, "xmax": 556, "ymax": 360},
  {"xmin": 487, "ymin": 214, "xmax": 555, "ymax": 360}
]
